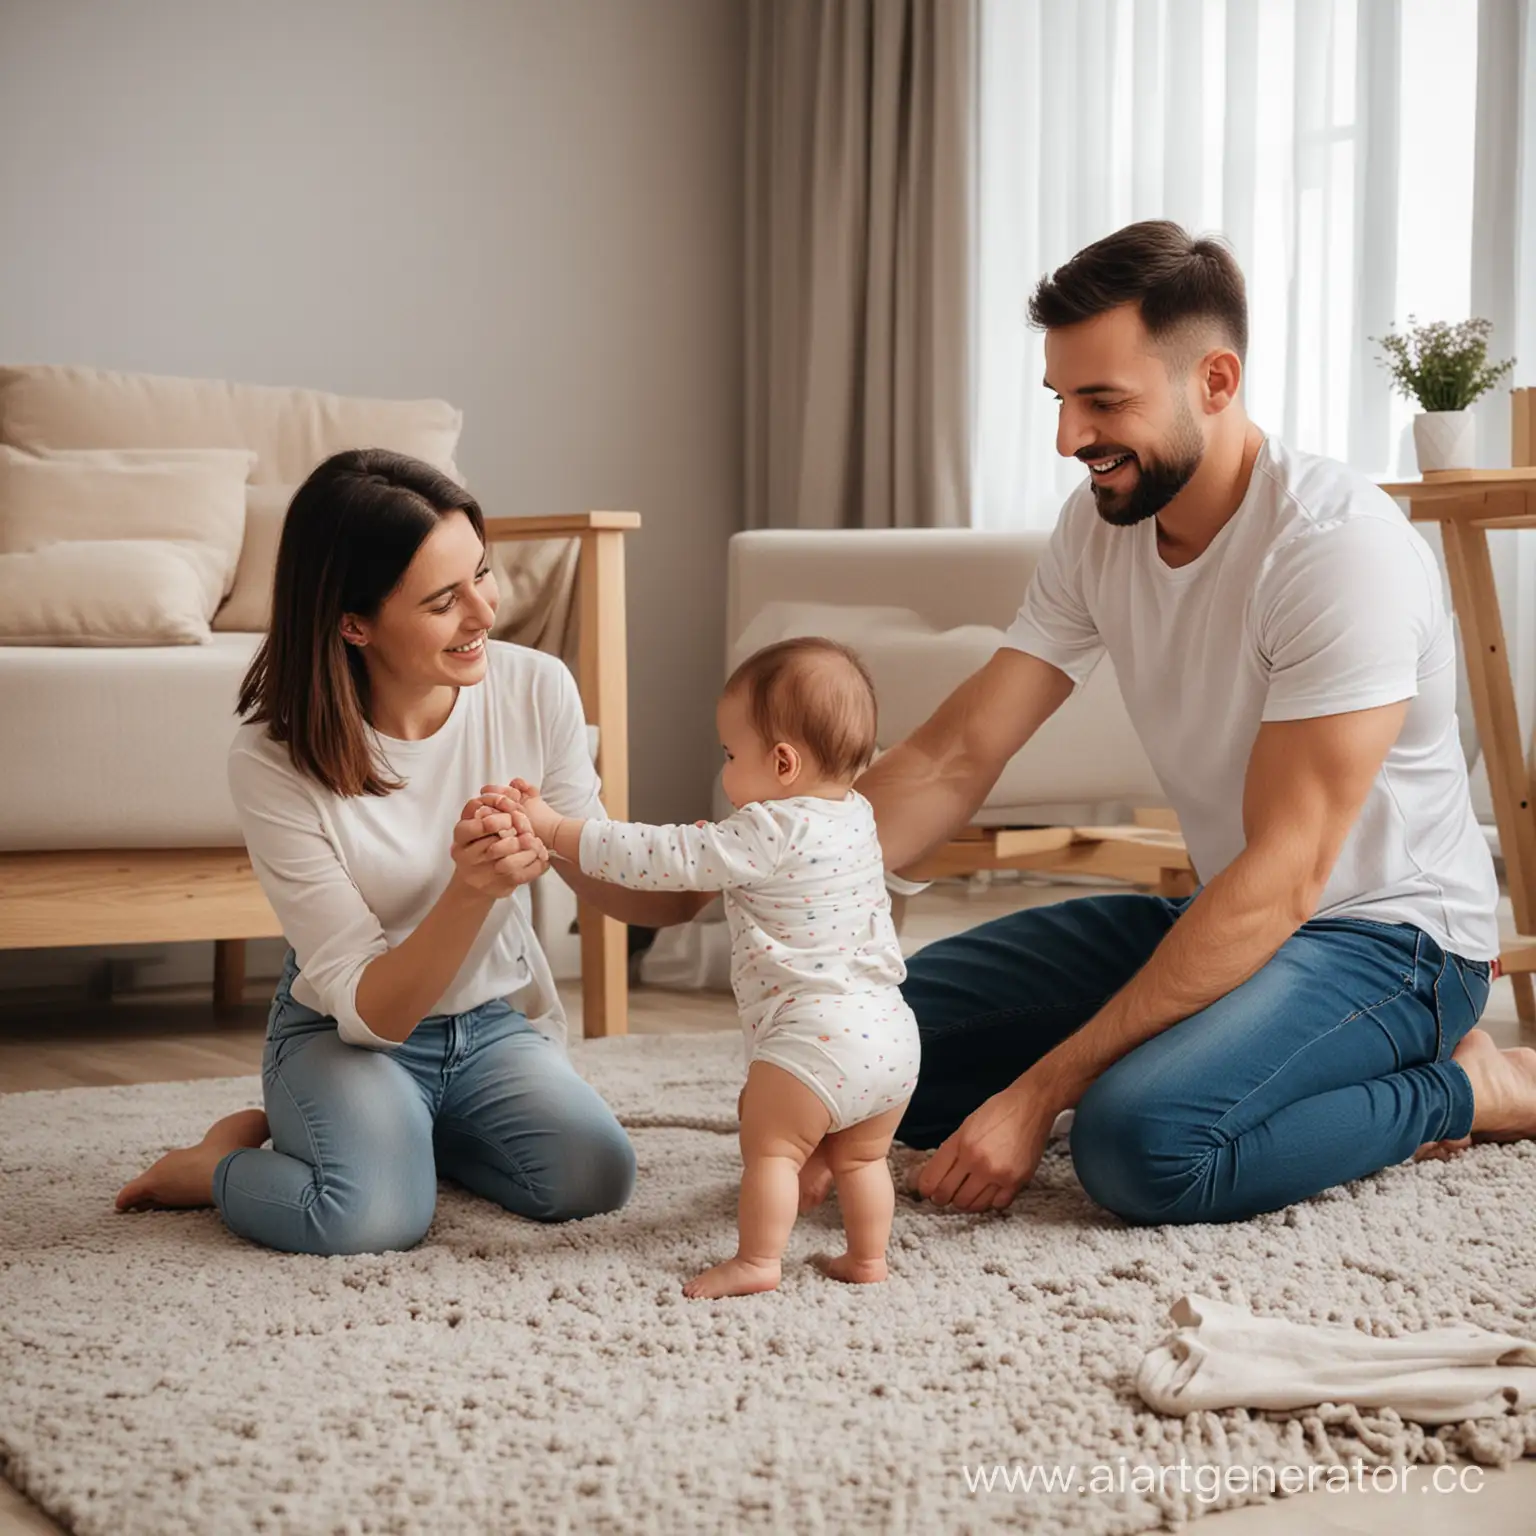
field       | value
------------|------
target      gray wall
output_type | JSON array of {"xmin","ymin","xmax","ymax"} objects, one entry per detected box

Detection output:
[{"xmin": 0, "ymin": 0, "xmax": 744, "ymax": 995}]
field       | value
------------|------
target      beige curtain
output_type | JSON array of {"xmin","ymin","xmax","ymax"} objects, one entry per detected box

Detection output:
[{"xmin": 745, "ymin": 0, "xmax": 976, "ymax": 530}]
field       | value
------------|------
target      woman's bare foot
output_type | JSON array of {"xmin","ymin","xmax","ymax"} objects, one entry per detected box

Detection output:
[
  {"xmin": 682, "ymin": 1256, "xmax": 782, "ymax": 1299},
  {"xmin": 1415, "ymin": 1030, "xmax": 1536, "ymax": 1160},
  {"xmin": 798, "ymin": 1143, "xmax": 834, "ymax": 1212},
  {"xmin": 811, "ymin": 1251, "xmax": 887, "ymax": 1285},
  {"xmin": 115, "ymin": 1109, "xmax": 270, "ymax": 1211}
]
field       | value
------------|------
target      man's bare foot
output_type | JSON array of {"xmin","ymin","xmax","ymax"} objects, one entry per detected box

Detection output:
[
  {"xmin": 811, "ymin": 1251, "xmax": 887, "ymax": 1285},
  {"xmin": 798, "ymin": 1143, "xmax": 834, "ymax": 1213},
  {"xmin": 115, "ymin": 1109, "xmax": 270, "ymax": 1211},
  {"xmin": 1460, "ymin": 1030, "xmax": 1536, "ymax": 1139},
  {"xmin": 1415, "ymin": 1030, "xmax": 1536, "ymax": 1160},
  {"xmin": 682, "ymin": 1256, "xmax": 782, "ymax": 1299}
]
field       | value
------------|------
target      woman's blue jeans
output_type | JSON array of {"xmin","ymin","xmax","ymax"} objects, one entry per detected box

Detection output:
[
  {"xmin": 212, "ymin": 953, "xmax": 636, "ymax": 1255},
  {"xmin": 896, "ymin": 894, "xmax": 1492, "ymax": 1225}
]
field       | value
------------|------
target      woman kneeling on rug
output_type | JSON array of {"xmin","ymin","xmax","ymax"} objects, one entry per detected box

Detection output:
[{"xmin": 116, "ymin": 449, "xmax": 641, "ymax": 1255}]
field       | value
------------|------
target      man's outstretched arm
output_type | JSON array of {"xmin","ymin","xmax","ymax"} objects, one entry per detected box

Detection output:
[
  {"xmin": 1034, "ymin": 699, "xmax": 1409, "ymax": 1101},
  {"xmin": 918, "ymin": 698, "xmax": 1409, "ymax": 1210},
  {"xmin": 856, "ymin": 648, "xmax": 1076, "ymax": 874}
]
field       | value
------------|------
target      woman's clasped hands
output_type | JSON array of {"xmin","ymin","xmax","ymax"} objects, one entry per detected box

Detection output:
[{"xmin": 450, "ymin": 783, "xmax": 549, "ymax": 898}]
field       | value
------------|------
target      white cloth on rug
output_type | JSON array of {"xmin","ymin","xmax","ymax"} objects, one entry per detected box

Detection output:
[{"xmin": 1138, "ymin": 1294, "xmax": 1536, "ymax": 1424}]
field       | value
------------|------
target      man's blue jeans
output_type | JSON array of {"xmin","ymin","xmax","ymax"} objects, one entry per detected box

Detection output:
[
  {"xmin": 895, "ymin": 894, "xmax": 1492, "ymax": 1224},
  {"xmin": 212, "ymin": 952, "xmax": 637, "ymax": 1255}
]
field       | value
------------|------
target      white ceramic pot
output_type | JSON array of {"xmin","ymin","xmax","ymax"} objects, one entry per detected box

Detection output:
[{"xmin": 1413, "ymin": 410, "xmax": 1475, "ymax": 473}]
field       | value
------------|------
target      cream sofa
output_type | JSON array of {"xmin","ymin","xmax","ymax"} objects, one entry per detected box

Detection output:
[{"xmin": 0, "ymin": 364, "xmax": 637, "ymax": 1035}]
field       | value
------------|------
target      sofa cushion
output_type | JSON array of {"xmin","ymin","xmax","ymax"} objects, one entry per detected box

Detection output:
[
  {"xmin": 730, "ymin": 599, "xmax": 1164, "ymax": 812},
  {"xmin": 0, "ymin": 446, "xmax": 250, "ymax": 610},
  {"xmin": 0, "ymin": 541, "xmax": 212, "ymax": 647},
  {"xmin": 213, "ymin": 484, "xmax": 291, "ymax": 633},
  {"xmin": 0, "ymin": 636, "xmax": 602, "ymax": 852},
  {"xmin": 0, "ymin": 633, "xmax": 263, "ymax": 849},
  {"xmin": 0, "ymin": 364, "xmax": 463, "ymax": 487}
]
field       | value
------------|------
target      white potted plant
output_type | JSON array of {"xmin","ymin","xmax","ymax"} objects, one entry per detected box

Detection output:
[{"xmin": 1374, "ymin": 317, "xmax": 1514, "ymax": 473}]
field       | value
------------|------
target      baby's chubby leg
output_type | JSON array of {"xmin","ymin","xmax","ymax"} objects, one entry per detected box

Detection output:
[
  {"xmin": 812, "ymin": 1102, "xmax": 908, "ymax": 1285},
  {"xmin": 684, "ymin": 1061, "xmax": 831, "ymax": 1299}
]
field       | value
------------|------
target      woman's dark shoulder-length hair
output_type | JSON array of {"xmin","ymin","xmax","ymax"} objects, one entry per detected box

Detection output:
[{"xmin": 237, "ymin": 447, "xmax": 485, "ymax": 797}]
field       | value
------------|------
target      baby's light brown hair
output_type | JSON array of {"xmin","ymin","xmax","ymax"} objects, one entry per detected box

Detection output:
[{"xmin": 724, "ymin": 637, "xmax": 879, "ymax": 781}]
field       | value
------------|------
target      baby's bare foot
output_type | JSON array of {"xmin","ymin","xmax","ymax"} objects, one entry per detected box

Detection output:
[
  {"xmin": 682, "ymin": 1256, "xmax": 782, "ymax": 1299},
  {"xmin": 798, "ymin": 1144, "xmax": 835, "ymax": 1213},
  {"xmin": 115, "ymin": 1109, "xmax": 269, "ymax": 1211},
  {"xmin": 811, "ymin": 1251, "xmax": 888, "ymax": 1285}
]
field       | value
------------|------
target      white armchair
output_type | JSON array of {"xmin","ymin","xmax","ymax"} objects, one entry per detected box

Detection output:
[{"xmin": 724, "ymin": 528, "xmax": 1194, "ymax": 894}]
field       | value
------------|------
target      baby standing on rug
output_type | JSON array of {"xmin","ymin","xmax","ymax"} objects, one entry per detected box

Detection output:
[{"xmin": 504, "ymin": 637, "xmax": 921, "ymax": 1299}]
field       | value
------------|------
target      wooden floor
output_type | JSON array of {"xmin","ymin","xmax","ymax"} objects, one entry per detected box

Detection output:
[
  {"xmin": 0, "ymin": 964, "xmax": 736, "ymax": 1093},
  {"xmin": 3, "ymin": 877, "xmax": 1533, "ymax": 1535}
]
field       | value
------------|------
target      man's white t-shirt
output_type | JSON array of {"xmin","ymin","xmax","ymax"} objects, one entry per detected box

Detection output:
[
  {"xmin": 1004, "ymin": 436, "xmax": 1499, "ymax": 961},
  {"xmin": 228, "ymin": 641, "xmax": 604, "ymax": 1050}
]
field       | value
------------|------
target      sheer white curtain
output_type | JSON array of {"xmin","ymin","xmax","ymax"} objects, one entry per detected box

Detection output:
[
  {"xmin": 973, "ymin": 0, "xmax": 1481, "ymax": 533},
  {"xmin": 972, "ymin": 0, "xmax": 1536, "ymax": 821}
]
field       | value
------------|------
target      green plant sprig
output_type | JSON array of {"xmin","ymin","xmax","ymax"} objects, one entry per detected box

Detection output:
[{"xmin": 1372, "ymin": 317, "xmax": 1514, "ymax": 413}]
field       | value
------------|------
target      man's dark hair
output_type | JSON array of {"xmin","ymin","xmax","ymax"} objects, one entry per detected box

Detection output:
[{"xmin": 1028, "ymin": 219, "xmax": 1248, "ymax": 362}]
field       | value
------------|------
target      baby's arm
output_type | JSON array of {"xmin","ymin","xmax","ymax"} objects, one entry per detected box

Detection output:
[{"xmin": 508, "ymin": 780, "xmax": 785, "ymax": 892}]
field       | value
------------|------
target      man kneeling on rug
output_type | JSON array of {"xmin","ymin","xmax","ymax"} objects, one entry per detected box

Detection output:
[{"xmin": 812, "ymin": 219, "xmax": 1536, "ymax": 1225}]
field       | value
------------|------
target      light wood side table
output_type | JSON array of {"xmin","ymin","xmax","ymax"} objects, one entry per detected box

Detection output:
[{"xmin": 1380, "ymin": 467, "xmax": 1536, "ymax": 1023}]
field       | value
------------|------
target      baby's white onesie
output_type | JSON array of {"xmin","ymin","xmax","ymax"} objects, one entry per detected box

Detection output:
[{"xmin": 576, "ymin": 792, "xmax": 921, "ymax": 1130}]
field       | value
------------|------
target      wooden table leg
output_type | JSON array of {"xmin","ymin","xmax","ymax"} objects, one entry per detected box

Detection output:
[{"xmin": 1440, "ymin": 518, "xmax": 1536, "ymax": 933}]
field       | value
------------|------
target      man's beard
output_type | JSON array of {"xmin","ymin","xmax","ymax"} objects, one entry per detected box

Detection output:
[{"xmin": 1083, "ymin": 408, "xmax": 1204, "ymax": 528}]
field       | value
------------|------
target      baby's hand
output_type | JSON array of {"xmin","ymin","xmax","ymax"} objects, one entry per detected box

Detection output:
[
  {"xmin": 450, "ymin": 797, "xmax": 548, "ymax": 898},
  {"xmin": 481, "ymin": 779, "xmax": 561, "ymax": 846}
]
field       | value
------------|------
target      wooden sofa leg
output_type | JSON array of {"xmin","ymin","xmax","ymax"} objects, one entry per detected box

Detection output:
[
  {"xmin": 214, "ymin": 939, "xmax": 246, "ymax": 1013},
  {"xmin": 579, "ymin": 905, "xmax": 629, "ymax": 1038},
  {"xmin": 1513, "ymin": 971, "xmax": 1535, "ymax": 1028}
]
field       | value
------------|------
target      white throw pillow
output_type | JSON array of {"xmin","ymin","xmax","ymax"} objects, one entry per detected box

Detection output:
[
  {"xmin": 0, "ymin": 445, "xmax": 252, "ymax": 612},
  {"xmin": 728, "ymin": 602, "xmax": 937, "ymax": 673},
  {"xmin": 0, "ymin": 541, "xmax": 212, "ymax": 645}
]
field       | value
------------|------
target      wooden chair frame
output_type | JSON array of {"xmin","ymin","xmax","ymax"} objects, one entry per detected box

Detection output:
[
  {"xmin": 0, "ymin": 511, "xmax": 640, "ymax": 1038},
  {"xmin": 892, "ymin": 807, "xmax": 1195, "ymax": 926}
]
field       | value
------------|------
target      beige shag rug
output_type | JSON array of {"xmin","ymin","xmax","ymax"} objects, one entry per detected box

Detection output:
[{"xmin": 3, "ymin": 1031, "xmax": 1536, "ymax": 1536}]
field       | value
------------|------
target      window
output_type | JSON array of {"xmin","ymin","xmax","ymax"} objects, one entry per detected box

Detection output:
[{"xmin": 973, "ymin": 0, "xmax": 1481, "ymax": 530}]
